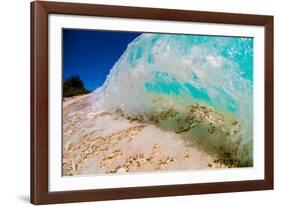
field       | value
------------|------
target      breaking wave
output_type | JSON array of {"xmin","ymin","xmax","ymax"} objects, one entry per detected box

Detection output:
[{"xmin": 93, "ymin": 33, "xmax": 253, "ymax": 166}]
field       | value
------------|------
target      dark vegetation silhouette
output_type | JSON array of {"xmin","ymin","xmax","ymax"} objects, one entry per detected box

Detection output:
[{"xmin": 63, "ymin": 75, "xmax": 90, "ymax": 97}]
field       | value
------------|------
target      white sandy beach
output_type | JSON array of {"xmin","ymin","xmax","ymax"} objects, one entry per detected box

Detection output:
[{"xmin": 62, "ymin": 94, "xmax": 226, "ymax": 176}]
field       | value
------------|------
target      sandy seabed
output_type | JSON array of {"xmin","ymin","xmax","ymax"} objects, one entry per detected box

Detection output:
[{"xmin": 63, "ymin": 94, "xmax": 225, "ymax": 176}]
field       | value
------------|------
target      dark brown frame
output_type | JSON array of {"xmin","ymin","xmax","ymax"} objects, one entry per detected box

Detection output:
[{"xmin": 31, "ymin": 0, "xmax": 274, "ymax": 204}]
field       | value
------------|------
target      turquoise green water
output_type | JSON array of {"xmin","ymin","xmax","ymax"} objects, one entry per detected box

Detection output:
[{"xmin": 141, "ymin": 35, "xmax": 253, "ymax": 114}]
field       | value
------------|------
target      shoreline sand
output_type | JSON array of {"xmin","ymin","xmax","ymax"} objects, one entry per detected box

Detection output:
[{"xmin": 63, "ymin": 94, "xmax": 225, "ymax": 176}]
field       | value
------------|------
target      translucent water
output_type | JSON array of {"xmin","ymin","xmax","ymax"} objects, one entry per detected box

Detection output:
[{"xmin": 93, "ymin": 33, "xmax": 253, "ymax": 166}]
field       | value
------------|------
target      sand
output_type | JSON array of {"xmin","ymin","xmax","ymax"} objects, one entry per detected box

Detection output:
[{"xmin": 63, "ymin": 94, "xmax": 225, "ymax": 176}]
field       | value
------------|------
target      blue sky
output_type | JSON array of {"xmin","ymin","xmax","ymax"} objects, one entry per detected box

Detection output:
[{"xmin": 63, "ymin": 29, "xmax": 141, "ymax": 91}]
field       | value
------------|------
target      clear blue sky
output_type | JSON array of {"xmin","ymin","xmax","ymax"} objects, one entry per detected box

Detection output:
[{"xmin": 63, "ymin": 29, "xmax": 141, "ymax": 91}]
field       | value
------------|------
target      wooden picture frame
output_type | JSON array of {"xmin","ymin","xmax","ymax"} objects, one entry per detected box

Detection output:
[{"xmin": 31, "ymin": 0, "xmax": 274, "ymax": 204}]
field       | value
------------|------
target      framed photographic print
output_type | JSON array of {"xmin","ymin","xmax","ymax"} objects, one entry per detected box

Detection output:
[{"xmin": 30, "ymin": 1, "xmax": 274, "ymax": 204}]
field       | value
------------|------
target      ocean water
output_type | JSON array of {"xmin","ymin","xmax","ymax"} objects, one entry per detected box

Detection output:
[{"xmin": 93, "ymin": 33, "xmax": 253, "ymax": 166}]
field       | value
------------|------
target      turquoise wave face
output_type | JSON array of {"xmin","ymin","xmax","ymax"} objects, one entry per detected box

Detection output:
[
  {"xmin": 99, "ymin": 32, "xmax": 253, "ymax": 120},
  {"xmin": 140, "ymin": 35, "xmax": 253, "ymax": 114}
]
